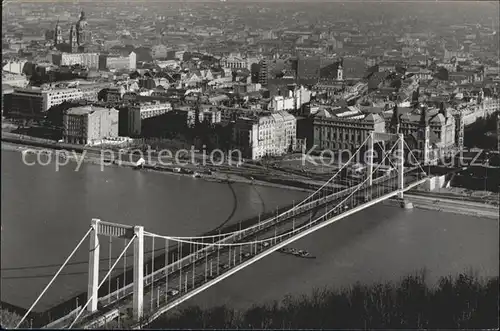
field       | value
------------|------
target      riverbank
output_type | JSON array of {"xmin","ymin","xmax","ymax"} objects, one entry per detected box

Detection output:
[
  {"xmin": 0, "ymin": 140, "xmax": 312, "ymax": 194},
  {"xmin": 384, "ymin": 193, "xmax": 498, "ymax": 220},
  {"xmin": 3, "ymin": 139, "xmax": 498, "ymax": 220}
]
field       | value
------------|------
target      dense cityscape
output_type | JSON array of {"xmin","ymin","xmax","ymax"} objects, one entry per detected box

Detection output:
[{"xmin": 1, "ymin": 0, "xmax": 499, "ymax": 329}]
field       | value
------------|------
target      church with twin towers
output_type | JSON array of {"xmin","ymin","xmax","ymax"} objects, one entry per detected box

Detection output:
[{"xmin": 53, "ymin": 10, "xmax": 92, "ymax": 53}]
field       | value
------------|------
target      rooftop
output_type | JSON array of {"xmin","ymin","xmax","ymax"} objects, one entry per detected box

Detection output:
[{"xmin": 66, "ymin": 105, "xmax": 112, "ymax": 116}]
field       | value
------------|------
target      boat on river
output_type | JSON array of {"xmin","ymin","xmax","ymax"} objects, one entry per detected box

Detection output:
[{"xmin": 278, "ymin": 247, "xmax": 316, "ymax": 259}]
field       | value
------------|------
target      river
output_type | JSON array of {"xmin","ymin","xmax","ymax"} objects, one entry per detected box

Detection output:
[{"xmin": 1, "ymin": 149, "xmax": 498, "ymax": 314}]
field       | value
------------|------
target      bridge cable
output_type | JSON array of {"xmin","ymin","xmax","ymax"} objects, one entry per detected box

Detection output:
[
  {"xmin": 143, "ymin": 139, "xmax": 401, "ymax": 248},
  {"xmin": 163, "ymin": 135, "xmax": 372, "ymax": 241},
  {"xmin": 98, "ymin": 141, "xmax": 411, "ymax": 306},
  {"xmin": 376, "ymin": 141, "xmax": 399, "ymax": 172},
  {"xmin": 15, "ymin": 227, "xmax": 93, "ymax": 329},
  {"xmin": 68, "ymin": 235, "xmax": 137, "ymax": 329},
  {"xmin": 108, "ymin": 237, "xmax": 112, "ymax": 305},
  {"xmin": 152, "ymin": 138, "xmax": 390, "ymax": 243},
  {"xmin": 403, "ymin": 140, "xmax": 428, "ymax": 175}
]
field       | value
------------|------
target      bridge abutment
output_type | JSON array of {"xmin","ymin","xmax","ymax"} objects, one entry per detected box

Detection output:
[{"xmin": 400, "ymin": 199, "xmax": 414, "ymax": 209}]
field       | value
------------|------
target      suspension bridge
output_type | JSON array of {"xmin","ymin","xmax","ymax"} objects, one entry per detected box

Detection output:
[{"xmin": 15, "ymin": 132, "xmax": 430, "ymax": 329}]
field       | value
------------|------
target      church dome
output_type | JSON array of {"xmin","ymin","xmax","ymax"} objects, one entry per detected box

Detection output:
[{"xmin": 77, "ymin": 11, "xmax": 88, "ymax": 30}]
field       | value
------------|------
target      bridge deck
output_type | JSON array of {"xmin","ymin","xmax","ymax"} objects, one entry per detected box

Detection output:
[{"xmin": 66, "ymin": 170, "xmax": 425, "ymax": 328}]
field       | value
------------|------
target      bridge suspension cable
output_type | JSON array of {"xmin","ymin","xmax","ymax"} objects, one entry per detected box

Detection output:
[
  {"xmin": 403, "ymin": 140, "xmax": 428, "ymax": 174},
  {"xmin": 68, "ymin": 235, "xmax": 137, "ymax": 329},
  {"xmin": 163, "ymin": 135, "xmax": 372, "ymax": 241},
  {"xmin": 15, "ymin": 227, "xmax": 93, "ymax": 329},
  {"xmin": 144, "ymin": 138, "xmax": 401, "ymax": 247}
]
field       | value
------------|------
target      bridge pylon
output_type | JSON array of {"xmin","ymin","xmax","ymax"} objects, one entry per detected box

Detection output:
[
  {"xmin": 87, "ymin": 219, "xmax": 144, "ymax": 322},
  {"xmin": 367, "ymin": 131, "xmax": 374, "ymax": 186},
  {"xmin": 133, "ymin": 225, "xmax": 144, "ymax": 320},
  {"xmin": 368, "ymin": 132, "xmax": 406, "ymax": 199},
  {"xmin": 87, "ymin": 219, "xmax": 100, "ymax": 313},
  {"xmin": 397, "ymin": 133, "xmax": 405, "ymax": 199}
]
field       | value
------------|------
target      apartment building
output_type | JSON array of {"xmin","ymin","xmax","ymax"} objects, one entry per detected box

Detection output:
[
  {"xmin": 7, "ymin": 87, "xmax": 86, "ymax": 116},
  {"xmin": 268, "ymin": 85, "xmax": 312, "ymax": 111},
  {"xmin": 120, "ymin": 101, "xmax": 173, "ymax": 136},
  {"xmin": 52, "ymin": 52, "xmax": 100, "ymax": 69},
  {"xmin": 232, "ymin": 111, "xmax": 296, "ymax": 160},
  {"xmin": 99, "ymin": 51, "xmax": 137, "ymax": 71},
  {"xmin": 63, "ymin": 105, "xmax": 119, "ymax": 144},
  {"xmin": 186, "ymin": 108, "xmax": 222, "ymax": 127},
  {"xmin": 79, "ymin": 82, "xmax": 112, "ymax": 102}
]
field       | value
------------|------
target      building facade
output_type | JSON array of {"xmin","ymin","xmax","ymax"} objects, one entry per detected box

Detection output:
[
  {"xmin": 99, "ymin": 52, "xmax": 137, "ymax": 71},
  {"xmin": 220, "ymin": 55, "xmax": 259, "ymax": 70},
  {"xmin": 313, "ymin": 111, "xmax": 386, "ymax": 151},
  {"xmin": 6, "ymin": 85, "xmax": 104, "ymax": 117},
  {"xmin": 120, "ymin": 102, "xmax": 173, "ymax": 136},
  {"xmin": 2, "ymin": 72, "xmax": 29, "ymax": 88},
  {"xmin": 7, "ymin": 87, "xmax": 86, "ymax": 116},
  {"xmin": 397, "ymin": 108, "xmax": 456, "ymax": 155},
  {"xmin": 258, "ymin": 59, "xmax": 269, "ymax": 85},
  {"xmin": 3, "ymin": 60, "xmax": 29, "ymax": 75},
  {"xmin": 52, "ymin": 52, "xmax": 100, "ymax": 69},
  {"xmin": 232, "ymin": 111, "xmax": 296, "ymax": 160},
  {"xmin": 63, "ymin": 105, "xmax": 119, "ymax": 144},
  {"xmin": 186, "ymin": 108, "xmax": 222, "ymax": 127}
]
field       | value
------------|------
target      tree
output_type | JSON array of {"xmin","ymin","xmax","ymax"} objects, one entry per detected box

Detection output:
[
  {"xmin": 0, "ymin": 308, "xmax": 29, "ymax": 328},
  {"xmin": 97, "ymin": 88, "xmax": 109, "ymax": 102}
]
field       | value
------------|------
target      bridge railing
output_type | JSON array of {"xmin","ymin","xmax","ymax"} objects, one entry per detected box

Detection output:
[
  {"xmin": 98, "ymin": 181, "xmax": 358, "ymax": 305},
  {"xmin": 99, "ymin": 168, "xmax": 423, "ymax": 306},
  {"xmin": 90, "ymin": 173, "xmax": 427, "ymax": 328},
  {"xmin": 133, "ymin": 175, "xmax": 428, "ymax": 328},
  {"xmin": 42, "ymin": 306, "xmax": 82, "ymax": 329}
]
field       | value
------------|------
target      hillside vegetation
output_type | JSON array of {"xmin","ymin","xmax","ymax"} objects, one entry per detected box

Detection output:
[{"xmin": 2, "ymin": 272, "xmax": 497, "ymax": 329}]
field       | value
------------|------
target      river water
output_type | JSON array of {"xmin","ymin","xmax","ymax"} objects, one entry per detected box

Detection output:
[{"xmin": 1, "ymin": 149, "xmax": 498, "ymax": 313}]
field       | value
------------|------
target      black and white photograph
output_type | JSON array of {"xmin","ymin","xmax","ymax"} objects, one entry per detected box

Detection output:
[{"xmin": 1, "ymin": 0, "xmax": 499, "ymax": 329}]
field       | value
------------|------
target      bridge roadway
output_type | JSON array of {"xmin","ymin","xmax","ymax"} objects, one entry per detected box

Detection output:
[{"xmin": 69, "ymin": 169, "xmax": 425, "ymax": 328}]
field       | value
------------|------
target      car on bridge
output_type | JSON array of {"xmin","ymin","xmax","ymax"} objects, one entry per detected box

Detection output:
[
  {"xmin": 241, "ymin": 252, "xmax": 252, "ymax": 258},
  {"xmin": 220, "ymin": 263, "xmax": 229, "ymax": 270},
  {"xmin": 167, "ymin": 289, "xmax": 179, "ymax": 297}
]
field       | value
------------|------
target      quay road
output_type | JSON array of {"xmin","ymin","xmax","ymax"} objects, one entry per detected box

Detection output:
[
  {"xmin": 68, "ymin": 169, "xmax": 425, "ymax": 329},
  {"xmin": 404, "ymin": 193, "xmax": 498, "ymax": 219}
]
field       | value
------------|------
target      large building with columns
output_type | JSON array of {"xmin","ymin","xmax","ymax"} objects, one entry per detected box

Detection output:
[
  {"xmin": 220, "ymin": 55, "xmax": 259, "ymax": 71},
  {"xmin": 313, "ymin": 108, "xmax": 386, "ymax": 151}
]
